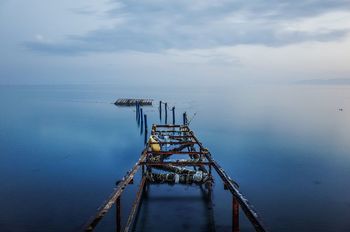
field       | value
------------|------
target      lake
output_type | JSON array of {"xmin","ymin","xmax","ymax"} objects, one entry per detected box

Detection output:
[{"xmin": 0, "ymin": 84, "xmax": 349, "ymax": 232}]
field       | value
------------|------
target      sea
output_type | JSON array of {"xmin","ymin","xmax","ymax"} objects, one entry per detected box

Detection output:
[{"xmin": 0, "ymin": 84, "xmax": 349, "ymax": 232}]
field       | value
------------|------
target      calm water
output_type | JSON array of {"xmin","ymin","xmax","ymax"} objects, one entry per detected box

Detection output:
[{"xmin": 0, "ymin": 84, "xmax": 349, "ymax": 232}]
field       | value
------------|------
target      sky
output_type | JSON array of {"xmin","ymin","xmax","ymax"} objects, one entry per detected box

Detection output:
[{"xmin": 1, "ymin": 0, "xmax": 350, "ymax": 86}]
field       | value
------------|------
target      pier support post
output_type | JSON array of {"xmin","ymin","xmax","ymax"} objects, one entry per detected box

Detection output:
[
  {"xmin": 232, "ymin": 196, "xmax": 240, "ymax": 232},
  {"xmin": 183, "ymin": 112, "xmax": 187, "ymax": 125},
  {"xmin": 165, "ymin": 103, "xmax": 168, "ymax": 124},
  {"xmin": 138, "ymin": 106, "xmax": 142, "ymax": 125},
  {"xmin": 144, "ymin": 114, "xmax": 148, "ymax": 133},
  {"xmin": 159, "ymin": 101, "xmax": 162, "ymax": 121},
  {"xmin": 172, "ymin": 107, "xmax": 175, "ymax": 125},
  {"xmin": 140, "ymin": 108, "xmax": 143, "ymax": 133},
  {"xmin": 116, "ymin": 196, "xmax": 121, "ymax": 232},
  {"xmin": 140, "ymin": 108, "xmax": 143, "ymax": 124},
  {"xmin": 136, "ymin": 103, "xmax": 138, "ymax": 121}
]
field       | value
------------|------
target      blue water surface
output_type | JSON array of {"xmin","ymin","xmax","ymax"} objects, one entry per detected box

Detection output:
[{"xmin": 0, "ymin": 84, "xmax": 349, "ymax": 232}]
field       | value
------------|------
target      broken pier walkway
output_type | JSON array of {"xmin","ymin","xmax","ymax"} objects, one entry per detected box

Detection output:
[{"xmin": 84, "ymin": 124, "xmax": 267, "ymax": 232}]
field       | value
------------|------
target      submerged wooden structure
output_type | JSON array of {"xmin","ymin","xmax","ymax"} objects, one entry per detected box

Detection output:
[
  {"xmin": 115, "ymin": 98, "xmax": 153, "ymax": 106},
  {"xmin": 84, "ymin": 123, "xmax": 267, "ymax": 232}
]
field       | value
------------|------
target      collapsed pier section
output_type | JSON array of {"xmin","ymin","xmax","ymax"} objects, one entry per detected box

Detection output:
[{"xmin": 84, "ymin": 125, "xmax": 267, "ymax": 232}]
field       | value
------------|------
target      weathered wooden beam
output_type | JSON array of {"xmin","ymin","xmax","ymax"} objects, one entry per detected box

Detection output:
[
  {"xmin": 123, "ymin": 177, "xmax": 147, "ymax": 232},
  {"xmin": 153, "ymin": 125, "xmax": 185, "ymax": 128},
  {"xmin": 149, "ymin": 141, "xmax": 197, "ymax": 145},
  {"xmin": 149, "ymin": 151, "xmax": 206, "ymax": 155},
  {"xmin": 84, "ymin": 151, "xmax": 147, "ymax": 231},
  {"xmin": 141, "ymin": 161, "xmax": 211, "ymax": 166},
  {"xmin": 233, "ymin": 196, "xmax": 239, "ymax": 232},
  {"xmin": 152, "ymin": 130, "xmax": 190, "ymax": 133},
  {"xmin": 188, "ymin": 129, "xmax": 267, "ymax": 232},
  {"xmin": 116, "ymin": 197, "xmax": 121, "ymax": 232},
  {"xmin": 165, "ymin": 135, "xmax": 194, "ymax": 139}
]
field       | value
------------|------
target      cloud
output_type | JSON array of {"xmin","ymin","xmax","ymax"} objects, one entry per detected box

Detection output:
[{"xmin": 24, "ymin": 0, "xmax": 350, "ymax": 55}]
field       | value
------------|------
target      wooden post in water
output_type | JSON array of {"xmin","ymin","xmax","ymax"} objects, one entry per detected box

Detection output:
[
  {"xmin": 183, "ymin": 112, "xmax": 187, "ymax": 125},
  {"xmin": 137, "ymin": 104, "xmax": 141, "ymax": 125},
  {"xmin": 165, "ymin": 103, "xmax": 168, "ymax": 124},
  {"xmin": 140, "ymin": 108, "xmax": 143, "ymax": 133},
  {"xmin": 159, "ymin": 101, "xmax": 162, "ymax": 121},
  {"xmin": 136, "ymin": 103, "xmax": 138, "ymax": 121},
  {"xmin": 116, "ymin": 196, "xmax": 121, "ymax": 232},
  {"xmin": 232, "ymin": 196, "xmax": 240, "ymax": 232},
  {"xmin": 144, "ymin": 114, "xmax": 148, "ymax": 133},
  {"xmin": 140, "ymin": 108, "xmax": 143, "ymax": 123},
  {"xmin": 172, "ymin": 107, "xmax": 175, "ymax": 125}
]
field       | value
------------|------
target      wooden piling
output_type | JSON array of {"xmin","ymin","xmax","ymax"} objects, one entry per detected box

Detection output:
[
  {"xmin": 140, "ymin": 108, "xmax": 143, "ymax": 133},
  {"xmin": 144, "ymin": 114, "xmax": 148, "ymax": 133},
  {"xmin": 135, "ymin": 103, "xmax": 138, "ymax": 121},
  {"xmin": 165, "ymin": 103, "xmax": 168, "ymax": 124},
  {"xmin": 140, "ymin": 108, "xmax": 143, "ymax": 124},
  {"xmin": 116, "ymin": 197, "xmax": 121, "ymax": 232},
  {"xmin": 123, "ymin": 177, "xmax": 146, "ymax": 232},
  {"xmin": 233, "ymin": 196, "xmax": 239, "ymax": 232},
  {"xmin": 183, "ymin": 112, "xmax": 187, "ymax": 125},
  {"xmin": 137, "ymin": 105, "xmax": 141, "ymax": 125},
  {"xmin": 159, "ymin": 101, "xmax": 162, "ymax": 121},
  {"xmin": 172, "ymin": 107, "xmax": 175, "ymax": 125}
]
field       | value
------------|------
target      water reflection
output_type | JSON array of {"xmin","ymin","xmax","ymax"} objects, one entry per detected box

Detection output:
[
  {"xmin": 136, "ymin": 185, "xmax": 217, "ymax": 232},
  {"xmin": 0, "ymin": 84, "xmax": 349, "ymax": 232}
]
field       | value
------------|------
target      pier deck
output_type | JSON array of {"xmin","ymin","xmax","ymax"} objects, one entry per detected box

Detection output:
[
  {"xmin": 115, "ymin": 98, "xmax": 153, "ymax": 106},
  {"xmin": 84, "ymin": 124, "xmax": 266, "ymax": 232}
]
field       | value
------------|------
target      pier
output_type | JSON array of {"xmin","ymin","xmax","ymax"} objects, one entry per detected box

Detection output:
[
  {"xmin": 84, "ymin": 122, "xmax": 267, "ymax": 231},
  {"xmin": 115, "ymin": 99, "xmax": 153, "ymax": 106}
]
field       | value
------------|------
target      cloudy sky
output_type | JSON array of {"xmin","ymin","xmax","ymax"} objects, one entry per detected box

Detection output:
[{"xmin": 1, "ymin": 0, "xmax": 350, "ymax": 86}]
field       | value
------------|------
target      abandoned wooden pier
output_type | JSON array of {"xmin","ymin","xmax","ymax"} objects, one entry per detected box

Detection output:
[
  {"xmin": 84, "ymin": 122, "xmax": 267, "ymax": 231},
  {"xmin": 115, "ymin": 98, "xmax": 153, "ymax": 106}
]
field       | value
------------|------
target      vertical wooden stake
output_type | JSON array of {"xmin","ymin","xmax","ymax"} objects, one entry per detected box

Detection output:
[
  {"xmin": 183, "ymin": 112, "xmax": 187, "ymax": 125},
  {"xmin": 140, "ymin": 108, "xmax": 143, "ymax": 123},
  {"xmin": 116, "ymin": 196, "xmax": 121, "ymax": 232},
  {"xmin": 165, "ymin": 103, "xmax": 168, "ymax": 124},
  {"xmin": 144, "ymin": 114, "xmax": 148, "ymax": 133},
  {"xmin": 138, "ymin": 105, "xmax": 141, "ymax": 125},
  {"xmin": 136, "ymin": 103, "xmax": 138, "ymax": 121},
  {"xmin": 232, "ymin": 196, "xmax": 240, "ymax": 232},
  {"xmin": 172, "ymin": 107, "xmax": 175, "ymax": 125},
  {"xmin": 140, "ymin": 108, "xmax": 143, "ymax": 133},
  {"xmin": 159, "ymin": 101, "xmax": 162, "ymax": 121}
]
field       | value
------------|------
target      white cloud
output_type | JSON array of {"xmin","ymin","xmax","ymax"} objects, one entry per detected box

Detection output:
[
  {"xmin": 281, "ymin": 10, "xmax": 350, "ymax": 34},
  {"xmin": 1, "ymin": 0, "xmax": 350, "ymax": 85}
]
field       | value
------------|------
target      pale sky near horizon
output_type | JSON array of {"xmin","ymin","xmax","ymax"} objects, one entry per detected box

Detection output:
[{"xmin": 1, "ymin": 0, "xmax": 350, "ymax": 86}]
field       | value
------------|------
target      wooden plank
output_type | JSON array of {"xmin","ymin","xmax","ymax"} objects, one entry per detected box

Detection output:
[
  {"xmin": 149, "ymin": 151, "xmax": 206, "ymax": 155},
  {"xmin": 123, "ymin": 177, "xmax": 147, "ymax": 232},
  {"xmin": 141, "ymin": 161, "xmax": 211, "ymax": 166},
  {"xmin": 188, "ymin": 129, "xmax": 267, "ymax": 232},
  {"xmin": 84, "ymin": 151, "xmax": 147, "ymax": 231}
]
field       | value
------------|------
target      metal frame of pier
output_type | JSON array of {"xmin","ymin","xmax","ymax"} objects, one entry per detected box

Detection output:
[{"xmin": 84, "ymin": 124, "xmax": 267, "ymax": 232}]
